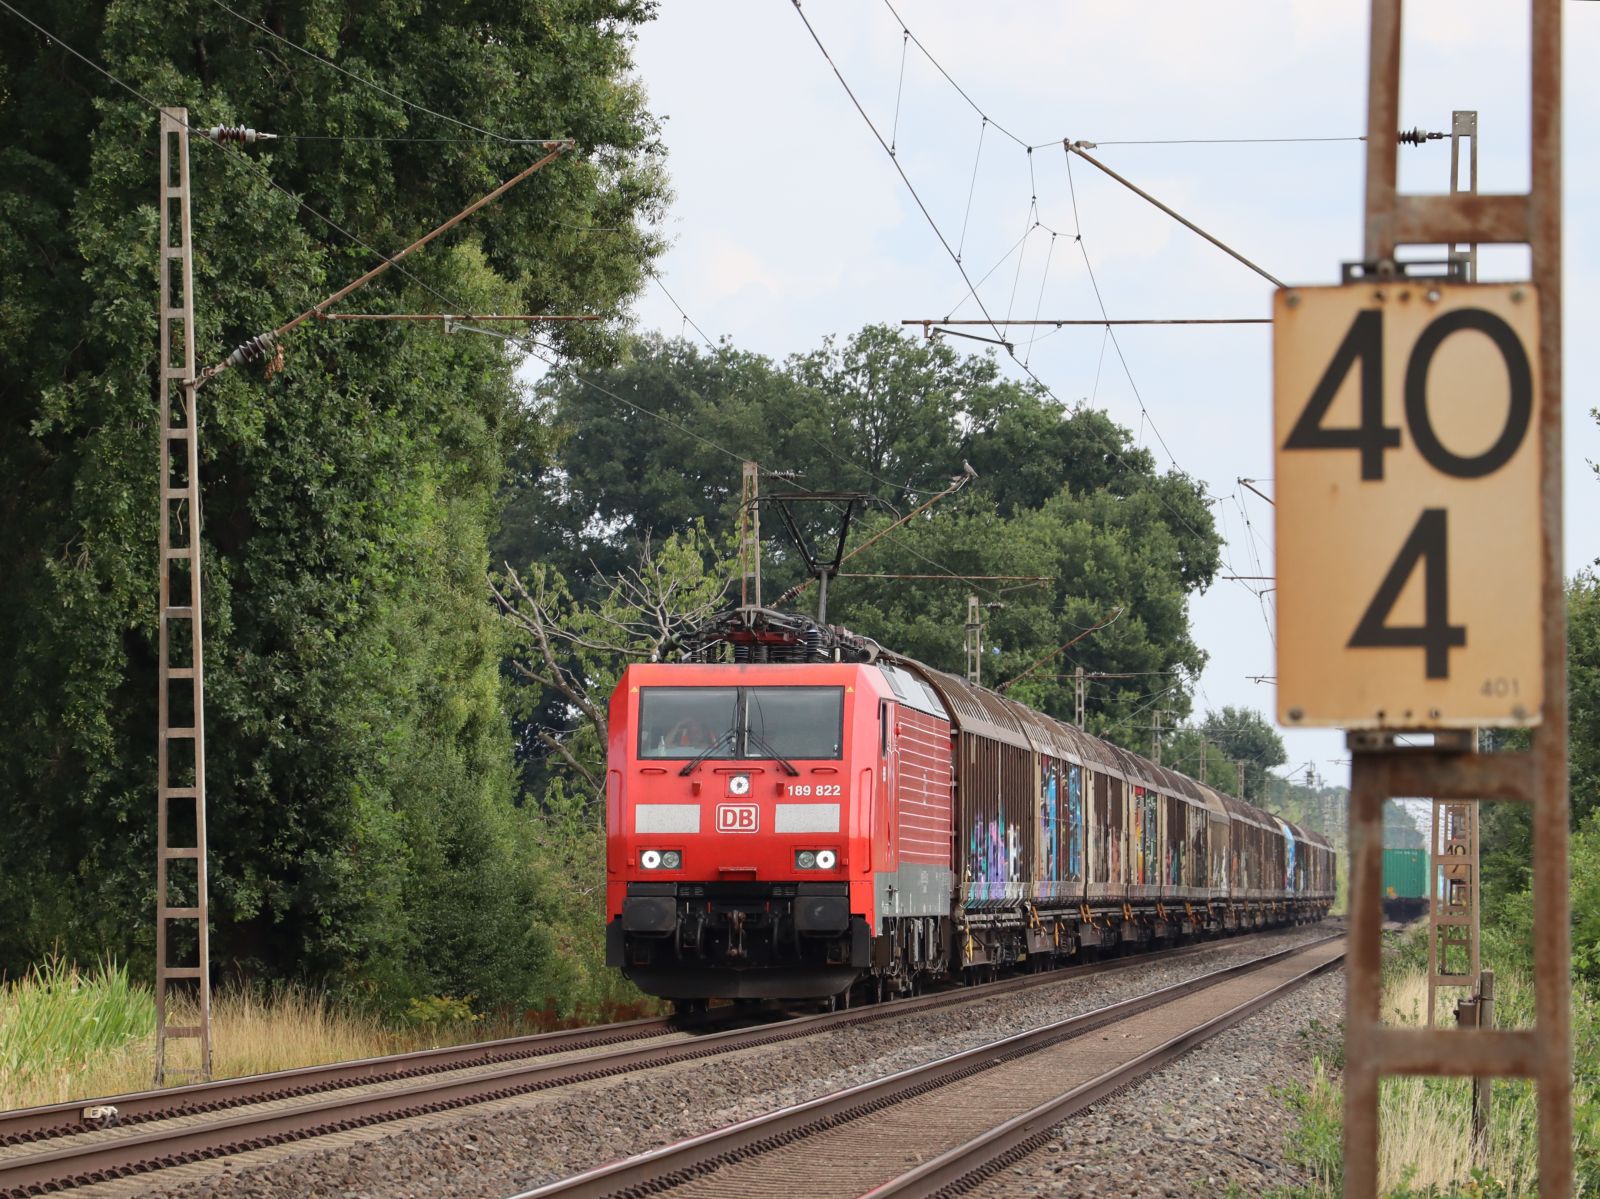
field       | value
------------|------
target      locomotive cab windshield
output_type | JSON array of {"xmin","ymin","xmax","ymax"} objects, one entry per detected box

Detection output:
[{"xmin": 638, "ymin": 685, "xmax": 844, "ymax": 760}]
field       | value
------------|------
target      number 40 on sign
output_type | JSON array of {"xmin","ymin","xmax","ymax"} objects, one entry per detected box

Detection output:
[{"xmin": 1273, "ymin": 282, "xmax": 1543, "ymax": 730}]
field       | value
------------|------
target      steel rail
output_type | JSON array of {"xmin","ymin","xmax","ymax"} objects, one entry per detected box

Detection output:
[
  {"xmin": 861, "ymin": 945, "xmax": 1346, "ymax": 1197},
  {"xmin": 0, "ymin": 922, "xmax": 1305, "ymax": 1149},
  {"xmin": 0, "ymin": 928, "xmax": 1325, "ymax": 1195},
  {"xmin": 0, "ymin": 1011, "xmax": 696, "ymax": 1148},
  {"xmin": 511, "ymin": 936, "xmax": 1343, "ymax": 1199}
]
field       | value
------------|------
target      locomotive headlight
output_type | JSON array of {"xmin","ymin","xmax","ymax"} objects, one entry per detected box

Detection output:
[
  {"xmin": 816, "ymin": 849, "xmax": 837, "ymax": 870},
  {"xmin": 796, "ymin": 850, "xmax": 817, "ymax": 870},
  {"xmin": 640, "ymin": 849, "xmax": 662, "ymax": 870},
  {"xmin": 661, "ymin": 850, "xmax": 682, "ymax": 869}
]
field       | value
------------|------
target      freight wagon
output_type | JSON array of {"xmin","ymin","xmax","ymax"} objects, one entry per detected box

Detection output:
[
  {"xmin": 1382, "ymin": 847, "xmax": 1429, "ymax": 922},
  {"xmin": 606, "ymin": 609, "xmax": 1335, "ymax": 1003}
]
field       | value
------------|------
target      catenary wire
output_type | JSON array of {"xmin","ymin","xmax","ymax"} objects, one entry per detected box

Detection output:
[
  {"xmin": 889, "ymin": 28, "xmax": 909, "ymax": 154},
  {"xmin": 881, "ymin": 0, "xmax": 1031, "ymax": 150},
  {"xmin": 1003, "ymin": 199, "xmax": 1038, "ymax": 328},
  {"xmin": 789, "ymin": 1, "xmax": 1215, "ymax": 560},
  {"xmin": 276, "ymin": 133, "xmax": 555, "ymax": 144},
  {"xmin": 880, "ymin": 0, "xmax": 1357, "ymax": 155},
  {"xmin": 793, "ymin": 1, "xmax": 1277, "ymax": 696},
  {"xmin": 509, "ymin": 331, "xmax": 1002, "ymax": 601},
  {"xmin": 1063, "ymin": 151, "xmax": 1179, "ymax": 466},
  {"xmin": 1089, "ymin": 135, "xmax": 1365, "ymax": 146},
  {"xmin": 647, "ymin": 270, "xmax": 717, "ymax": 350},
  {"xmin": 1023, "ymin": 230, "xmax": 1057, "ymax": 366},
  {"xmin": 956, "ymin": 118, "xmax": 987, "ymax": 262}
]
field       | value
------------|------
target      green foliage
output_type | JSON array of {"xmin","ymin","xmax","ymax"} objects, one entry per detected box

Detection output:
[
  {"xmin": 1277, "ymin": 1059, "xmax": 1344, "ymax": 1196},
  {"xmin": 1298, "ymin": 1016, "xmax": 1346, "ymax": 1072},
  {"xmin": 1382, "ymin": 1168, "xmax": 1512, "ymax": 1199},
  {"xmin": 403, "ymin": 994, "xmax": 480, "ymax": 1032},
  {"xmin": 0, "ymin": 0, "xmax": 664, "ymax": 1011},
  {"xmin": 0, "ymin": 955, "xmax": 154, "ymax": 1087},
  {"xmin": 1200, "ymin": 706, "xmax": 1288, "ymax": 803},
  {"xmin": 505, "ymin": 328, "xmax": 1223, "ymax": 759},
  {"xmin": 1569, "ymin": 572, "xmax": 1600, "ymax": 826},
  {"xmin": 1305, "ymin": 929, "xmax": 1600, "ymax": 1198},
  {"xmin": 1162, "ymin": 727, "xmax": 1237, "ymax": 791},
  {"xmin": 516, "ymin": 778, "xmax": 651, "ymax": 1015}
]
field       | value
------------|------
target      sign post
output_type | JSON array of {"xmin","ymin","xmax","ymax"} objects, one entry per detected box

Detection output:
[{"xmin": 1272, "ymin": 2, "xmax": 1569, "ymax": 1194}]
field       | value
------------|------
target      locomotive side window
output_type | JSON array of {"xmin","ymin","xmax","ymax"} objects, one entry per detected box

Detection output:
[
  {"xmin": 638, "ymin": 688, "xmax": 738, "ymax": 759},
  {"xmin": 746, "ymin": 687, "xmax": 844, "ymax": 760}
]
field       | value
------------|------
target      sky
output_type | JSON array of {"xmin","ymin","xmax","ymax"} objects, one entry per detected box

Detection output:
[{"xmin": 617, "ymin": 1, "xmax": 1600, "ymax": 789}]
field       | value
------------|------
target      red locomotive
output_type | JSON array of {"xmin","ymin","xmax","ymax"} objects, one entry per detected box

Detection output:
[{"xmin": 605, "ymin": 609, "xmax": 1334, "ymax": 1003}]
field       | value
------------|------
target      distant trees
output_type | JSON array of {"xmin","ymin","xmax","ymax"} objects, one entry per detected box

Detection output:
[
  {"xmin": 500, "ymin": 327, "xmax": 1223, "ymax": 785},
  {"xmin": 1199, "ymin": 706, "xmax": 1289, "ymax": 804}
]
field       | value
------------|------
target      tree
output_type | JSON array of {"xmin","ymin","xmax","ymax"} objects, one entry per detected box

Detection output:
[
  {"xmin": 1200, "ymin": 707, "xmax": 1288, "ymax": 803},
  {"xmin": 496, "ymin": 339, "xmax": 802, "ymax": 582},
  {"xmin": 493, "ymin": 529, "xmax": 732, "ymax": 801},
  {"xmin": 1569, "ymin": 572, "xmax": 1600, "ymax": 826},
  {"xmin": 1162, "ymin": 729, "xmax": 1237, "ymax": 792},
  {"xmin": 1480, "ymin": 572, "xmax": 1600, "ymax": 922},
  {"xmin": 503, "ymin": 328, "xmax": 1223, "ymax": 733},
  {"xmin": 0, "ymin": 0, "xmax": 665, "ymax": 1009}
]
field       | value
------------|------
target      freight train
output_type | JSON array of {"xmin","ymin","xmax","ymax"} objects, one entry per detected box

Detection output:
[
  {"xmin": 605, "ymin": 608, "xmax": 1335, "ymax": 1003},
  {"xmin": 1381, "ymin": 847, "xmax": 1429, "ymax": 922}
]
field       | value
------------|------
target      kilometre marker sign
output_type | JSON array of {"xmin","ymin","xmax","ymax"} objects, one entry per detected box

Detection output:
[{"xmin": 1274, "ymin": 282, "xmax": 1542, "ymax": 729}]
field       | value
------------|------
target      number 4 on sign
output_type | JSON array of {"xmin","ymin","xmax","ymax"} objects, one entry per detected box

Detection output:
[{"xmin": 1348, "ymin": 508, "xmax": 1465, "ymax": 679}]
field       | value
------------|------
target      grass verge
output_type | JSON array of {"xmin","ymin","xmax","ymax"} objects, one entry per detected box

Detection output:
[
  {"xmin": 1272, "ymin": 930, "xmax": 1599, "ymax": 1197},
  {"xmin": 1, "ymin": 958, "xmax": 657, "ymax": 1112}
]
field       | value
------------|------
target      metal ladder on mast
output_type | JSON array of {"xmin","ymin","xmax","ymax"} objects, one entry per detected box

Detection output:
[{"xmin": 154, "ymin": 106, "xmax": 212, "ymax": 1084}]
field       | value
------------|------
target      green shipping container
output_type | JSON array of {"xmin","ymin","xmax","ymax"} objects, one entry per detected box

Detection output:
[{"xmin": 1381, "ymin": 848, "xmax": 1428, "ymax": 900}]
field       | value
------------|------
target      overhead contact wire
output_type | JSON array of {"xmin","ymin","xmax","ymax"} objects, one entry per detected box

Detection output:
[{"xmin": 790, "ymin": 0, "xmax": 1265, "ymax": 639}]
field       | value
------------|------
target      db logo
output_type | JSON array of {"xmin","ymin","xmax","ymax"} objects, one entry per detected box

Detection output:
[{"xmin": 716, "ymin": 803, "xmax": 759, "ymax": 833}]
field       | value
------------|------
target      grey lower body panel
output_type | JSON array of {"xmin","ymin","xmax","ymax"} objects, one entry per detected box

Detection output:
[{"xmin": 875, "ymin": 862, "xmax": 955, "ymax": 919}]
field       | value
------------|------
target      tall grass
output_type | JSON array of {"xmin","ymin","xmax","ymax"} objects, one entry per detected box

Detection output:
[
  {"xmin": 1376, "ymin": 965, "xmax": 1540, "ymax": 1195},
  {"xmin": 0, "ymin": 955, "xmax": 154, "ymax": 1109},
  {"xmin": 1280, "ymin": 956, "xmax": 1595, "ymax": 1197},
  {"xmin": 0, "ymin": 958, "xmax": 625, "ymax": 1112}
]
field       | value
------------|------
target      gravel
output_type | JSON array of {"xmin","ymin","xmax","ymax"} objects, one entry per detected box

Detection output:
[
  {"xmin": 980, "ymin": 966, "xmax": 1346, "ymax": 1198},
  {"xmin": 85, "ymin": 923, "xmax": 1341, "ymax": 1199}
]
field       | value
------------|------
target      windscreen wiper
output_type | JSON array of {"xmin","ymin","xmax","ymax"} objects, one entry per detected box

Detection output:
[
  {"xmin": 745, "ymin": 728, "xmax": 801, "ymax": 776},
  {"xmin": 678, "ymin": 728, "xmax": 736, "ymax": 777}
]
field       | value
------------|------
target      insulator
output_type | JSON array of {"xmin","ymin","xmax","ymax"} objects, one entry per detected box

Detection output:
[
  {"xmin": 223, "ymin": 332, "xmax": 276, "ymax": 369},
  {"xmin": 804, "ymin": 626, "xmax": 825, "ymax": 661},
  {"xmin": 1397, "ymin": 127, "xmax": 1442, "ymax": 147},
  {"xmin": 203, "ymin": 126, "xmax": 277, "ymax": 145}
]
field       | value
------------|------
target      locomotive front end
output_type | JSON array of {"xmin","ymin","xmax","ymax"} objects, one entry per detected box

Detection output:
[{"xmin": 604, "ymin": 661, "xmax": 881, "ymax": 1000}]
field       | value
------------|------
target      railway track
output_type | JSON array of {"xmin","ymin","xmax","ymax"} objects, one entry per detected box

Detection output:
[
  {"xmin": 0, "ymin": 927, "xmax": 1327, "ymax": 1197},
  {"xmin": 514, "ymin": 935, "xmax": 1345, "ymax": 1199}
]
